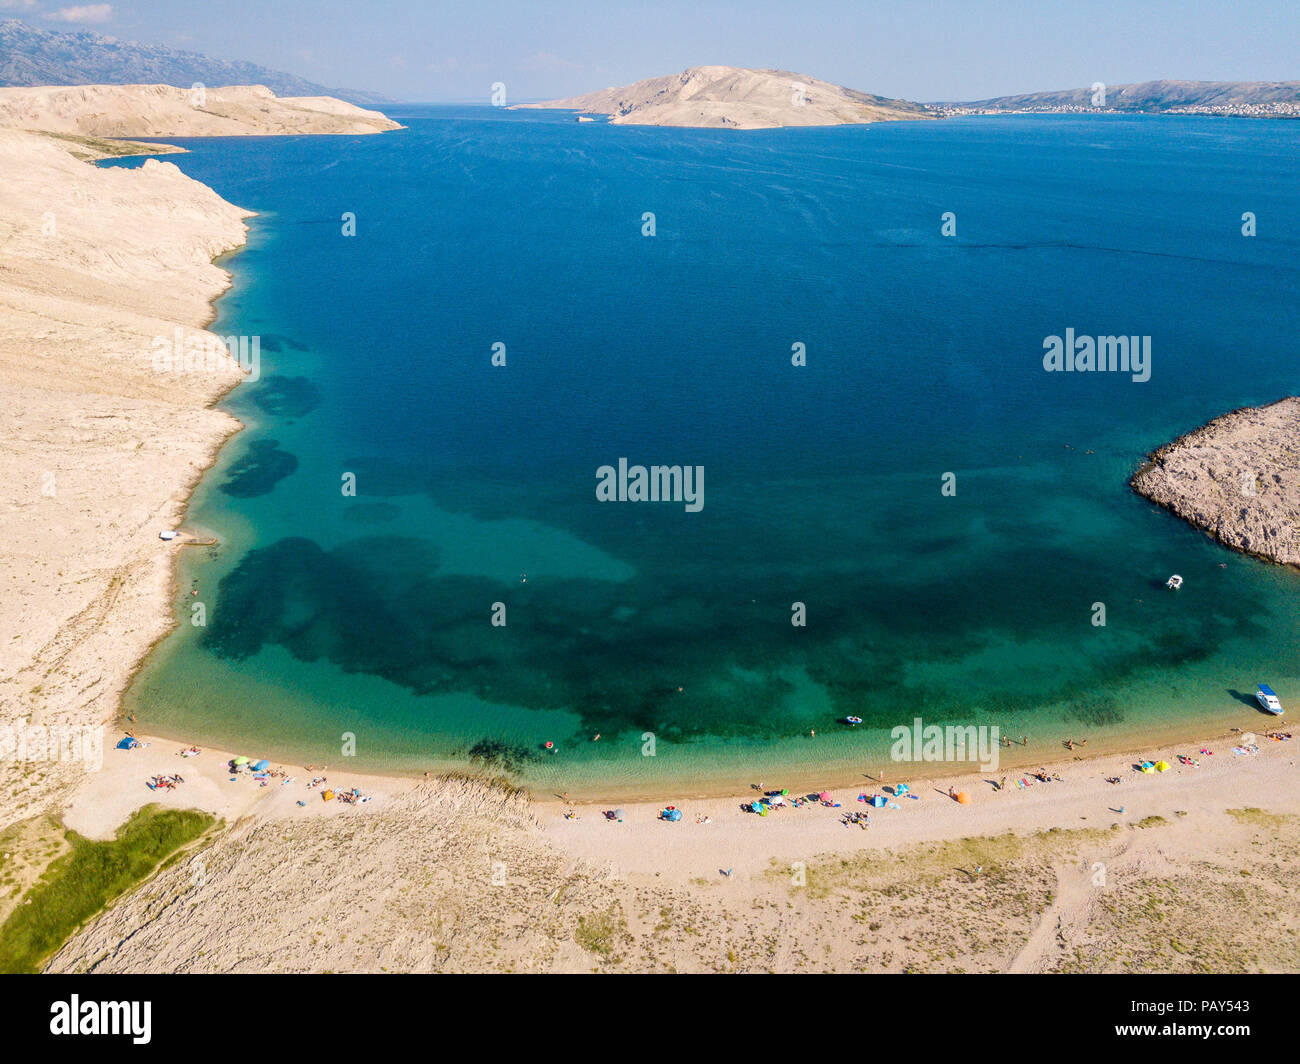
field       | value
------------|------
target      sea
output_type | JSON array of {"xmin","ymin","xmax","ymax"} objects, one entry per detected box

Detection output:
[{"xmin": 104, "ymin": 107, "xmax": 1300, "ymax": 797}]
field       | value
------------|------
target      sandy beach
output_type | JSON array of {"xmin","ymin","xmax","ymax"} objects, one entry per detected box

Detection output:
[{"xmin": 33, "ymin": 724, "xmax": 1298, "ymax": 972}]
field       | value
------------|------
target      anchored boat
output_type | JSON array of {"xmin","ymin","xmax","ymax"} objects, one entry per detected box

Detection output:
[{"xmin": 1256, "ymin": 684, "xmax": 1284, "ymax": 715}]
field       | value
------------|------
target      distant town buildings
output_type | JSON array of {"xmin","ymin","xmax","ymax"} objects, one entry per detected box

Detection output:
[{"xmin": 929, "ymin": 101, "xmax": 1300, "ymax": 119}]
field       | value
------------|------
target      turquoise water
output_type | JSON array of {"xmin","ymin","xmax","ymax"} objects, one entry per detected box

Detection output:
[{"xmin": 114, "ymin": 109, "xmax": 1300, "ymax": 795}]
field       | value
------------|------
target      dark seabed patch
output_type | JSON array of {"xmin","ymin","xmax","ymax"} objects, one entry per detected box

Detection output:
[
  {"xmin": 257, "ymin": 333, "xmax": 310, "ymax": 353},
  {"xmin": 219, "ymin": 439, "xmax": 299, "ymax": 498},
  {"xmin": 196, "ymin": 517, "xmax": 1268, "ymax": 745},
  {"xmin": 1066, "ymin": 696, "xmax": 1125, "ymax": 727},
  {"xmin": 463, "ymin": 738, "xmax": 539, "ymax": 775},
  {"xmin": 251, "ymin": 376, "xmax": 323, "ymax": 418}
]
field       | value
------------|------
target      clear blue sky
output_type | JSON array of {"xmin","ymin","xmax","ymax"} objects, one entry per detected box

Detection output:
[{"xmin": 12, "ymin": 0, "xmax": 1299, "ymax": 101}]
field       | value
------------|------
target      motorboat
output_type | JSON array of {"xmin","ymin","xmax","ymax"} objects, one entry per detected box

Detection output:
[{"xmin": 1256, "ymin": 684, "xmax": 1284, "ymax": 715}]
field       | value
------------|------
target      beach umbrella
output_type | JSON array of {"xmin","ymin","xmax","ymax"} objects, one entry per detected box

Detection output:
[
  {"xmin": 895, "ymin": 783, "xmax": 910, "ymax": 796},
  {"xmin": 870, "ymin": 795, "xmax": 887, "ymax": 808},
  {"xmin": 956, "ymin": 791, "xmax": 970, "ymax": 804},
  {"xmin": 1154, "ymin": 760, "xmax": 1170, "ymax": 772},
  {"xmin": 252, "ymin": 759, "xmax": 270, "ymax": 771},
  {"xmin": 613, "ymin": 808, "xmax": 625, "ymax": 821},
  {"xmin": 818, "ymin": 791, "xmax": 831, "ymax": 802},
  {"xmin": 1139, "ymin": 761, "xmax": 1154, "ymax": 773},
  {"xmin": 115, "ymin": 737, "xmax": 137, "ymax": 750},
  {"xmin": 233, "ymin": 756, "xmax": 249, "ymax": 765}
]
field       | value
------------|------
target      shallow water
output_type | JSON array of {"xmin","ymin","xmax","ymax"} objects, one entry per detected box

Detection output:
[{"xmin": 114, "ymin": 109, "xmax": 1300, "ymax": 794}]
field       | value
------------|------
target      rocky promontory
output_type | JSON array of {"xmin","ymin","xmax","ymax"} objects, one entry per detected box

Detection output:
[{"xmin": 1132, "ymin": 397, "xmax": 1300, "ymax": 565}]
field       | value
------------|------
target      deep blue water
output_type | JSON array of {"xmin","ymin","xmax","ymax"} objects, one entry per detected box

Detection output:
[{"xmin": 111, "ymin": 108, "xmax": 1300, "ymax": 792}]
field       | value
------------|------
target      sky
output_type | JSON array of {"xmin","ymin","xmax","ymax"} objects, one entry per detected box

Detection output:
[{"xmin": 4, "ymin": 0, "xmax": 1298, "ymax": 102}]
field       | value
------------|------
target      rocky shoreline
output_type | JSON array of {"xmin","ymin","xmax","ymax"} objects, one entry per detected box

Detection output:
[{"xmin": 1131, "ymin": 397, "xmax": 1300, "ymax": 565}]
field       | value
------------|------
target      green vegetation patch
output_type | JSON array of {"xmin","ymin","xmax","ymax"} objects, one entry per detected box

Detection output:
[
  {"xmin": 34, "ymin": 129, "xmax": 183, "ymax": 160},
  {"xmin": 0, "ymin": 805, "xmax": 216, "ymax": 974},
  {"xmin": 574, "ymin": 904, "xmax": 629, "ymax": 961}
]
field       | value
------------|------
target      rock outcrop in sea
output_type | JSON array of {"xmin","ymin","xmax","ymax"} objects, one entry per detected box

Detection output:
[{"xmin": 1132, "ymin": 397, "xmax": 1300, "ymax": 565}]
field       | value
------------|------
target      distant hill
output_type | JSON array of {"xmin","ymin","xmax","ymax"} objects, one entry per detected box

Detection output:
[
  {"xmin": 945, "ymin": 79, "xmax": 1300, "ymax": 115},
  {"xmin": 521, "ymin": 65, "xmax": 933, "ymax": 129},
  {"xmin": 0, "ymin": 18, "xmax": 390, "ymax": 106}
]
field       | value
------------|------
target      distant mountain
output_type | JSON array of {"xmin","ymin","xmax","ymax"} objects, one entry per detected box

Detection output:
[
  {"xmin": 521, "ymin": 65, "xmax": 933, "ymax": 129},
  {"xmin": 0, "ymin": 18, "xmax": 390, "ymax": 106},
  {"xmin": 944, "ymin": 79, "xmax": 1300, "ymax": 116}
]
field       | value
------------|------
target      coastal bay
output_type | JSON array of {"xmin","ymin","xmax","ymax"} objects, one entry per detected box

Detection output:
[{"xmin": 2, "ymin": 96, "xmax": 1298, "ymax": 975}]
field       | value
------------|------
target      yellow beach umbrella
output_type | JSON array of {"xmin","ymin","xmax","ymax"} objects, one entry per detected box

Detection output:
[{"xmin": 1154, "ymin": 760, "xmax": 1171, "ymax": 772}]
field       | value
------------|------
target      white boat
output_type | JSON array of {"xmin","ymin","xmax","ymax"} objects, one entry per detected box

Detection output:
[
  {"xmin": 1256, "ymin": 684, "xmax": 1284, "ymax": 715},
  {"xmin": 1166, "ymin": 574, "xmax": 1183, "ymax": 589}
]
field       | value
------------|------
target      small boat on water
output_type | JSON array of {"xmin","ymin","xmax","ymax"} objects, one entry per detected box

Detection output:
[
  {"xmin": 844, "ymin": 716, "xmax": 863, "ymax": 725},
  {"xmin": 1256, "ymin": 684, "xmax": 1284, "ymax": 715},
  {"xmin": 1166, "ymin": 574, "xmax": 1183, "ymax": 590}
]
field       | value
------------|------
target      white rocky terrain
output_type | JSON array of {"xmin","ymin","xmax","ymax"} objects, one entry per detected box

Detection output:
[
  {"xmin": 522, "ymin": 65, "xmax": 932, "ymax": 129},
  {"xmin": 0, "ymin": 87, "xmax": 398, "ymax": 837},
  {"xmin": 0, "ymin": 83, "xmax": 401, "ymax": 138}
]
